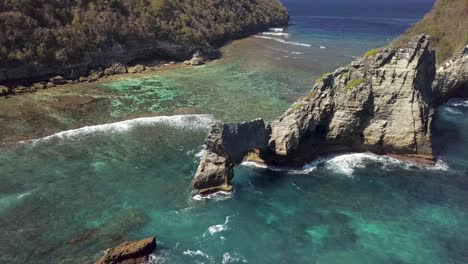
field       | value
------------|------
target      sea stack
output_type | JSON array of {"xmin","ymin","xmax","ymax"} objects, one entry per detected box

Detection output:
[{"xmin": 192, "ymin": 34, "xmax": 468, "ymax": 195}]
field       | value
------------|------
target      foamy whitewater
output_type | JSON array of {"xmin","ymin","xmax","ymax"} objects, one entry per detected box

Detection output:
[{"xmin": 23, "ymin": 114, "xmax": 215, "ymax": 144}]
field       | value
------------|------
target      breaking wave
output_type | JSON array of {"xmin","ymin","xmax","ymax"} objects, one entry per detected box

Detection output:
[
  {"xmin": 23, "ymin": 114, "xmax": 216, "ymax": 144},
  {"xmin": 254, "ymin": 35, "xmax": 312, "ymax": 47},
  {"xmin": 262, "ymin": 32, "xmax": 291, "ymax": 37},
  {"xmin": 193, "ymin": 191, "xmax": 233, "ymax": 201},
  {"xmin": 242, "ymin": 153, "xmax": 449, "ymax": 177},
  {"xmin": 204, "ymin": 216, "xmax": 231, "ymax": 237}
]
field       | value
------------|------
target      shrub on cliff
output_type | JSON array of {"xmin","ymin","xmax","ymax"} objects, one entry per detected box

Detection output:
[
  {"xmin": 0, "ymin": 0, "xmax": 288, "ymax": 67},
  {"xmin": 393, "ymin": 0, "xmax": 468, "ymax": 63}
]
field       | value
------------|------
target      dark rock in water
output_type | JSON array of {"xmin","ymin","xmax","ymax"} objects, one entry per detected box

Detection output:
[
  {"xmin": 0, "ymin": 85, "xmax": 9, "ymax": 96},
  {"xmin": 95, "ymin": 237, "xmax": 156, "ymax": 264},
  {"xmin": 50, "ymin": 75, "xmax": 67, "ymax": 85},
  {"xmin": 192, "ymin": 34, "xmax": 467, "ymax": 193},
  {"xmin": 104, "ymin": 63, "xmax": 128, "ymax": 76},
  {"xmin": 192, "ymin": 119, "xmax": 271, "ymax": 194}
]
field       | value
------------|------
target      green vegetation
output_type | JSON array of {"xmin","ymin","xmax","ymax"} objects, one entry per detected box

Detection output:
[
  {"xmin": 393, "ymin": 0, "xmax": 468, "ymax": 63},
  {"xmin": 341, "ymin": 72, "xmax": 349, "ymax": 79},
  {"xmin": 315, "ymin": 72, "xmax": 332, "ymax": 83},
  {"xmin": 344, "ymin": 79, "xmax": 365, "ymax": 92},
  {"xmin": 294, "ymin": 102, "xmax": 304, "ymax": 110},
  {"xmin": 364, "ymin": 49, "xmax": 379, "ymax": 58},
  {"xmin": 0, "ymin": 0, "xmax": 288, "ymax": 67}
]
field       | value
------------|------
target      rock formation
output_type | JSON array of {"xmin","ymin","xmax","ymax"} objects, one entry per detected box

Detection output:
[
  {"xmin": 192, "ymin": 119, "xmax": 271, "ymax": 194},
  {"xmin": 95, "ymin": 237, "xmax": 156, "ymax": 264},
  {"xmin": 192, "ymin": 34, "xmax": 468, "ymax": 194},
  {"xmin": 432, "ymin": 45, "xmax": 468, "ymax": 104}
]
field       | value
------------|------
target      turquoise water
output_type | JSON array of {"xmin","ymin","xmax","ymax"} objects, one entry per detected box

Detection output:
[
  {"xmin": 4, "ymin": 1, "xmax": 468, "ymax": 263},
  {"xmin": 0, "ymin": 102, "xmax": 467, "ymax": 264}
]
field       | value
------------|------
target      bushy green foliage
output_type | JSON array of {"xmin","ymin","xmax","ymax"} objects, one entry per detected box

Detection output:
[
  {"xmin": 0, "ymin": 0, "xmax": 288, "ymax": 66},
  {"xmin": 393, "ymin": 0, "xmax": 468, "ymax": 63},
  {"xmin": 364, "ymin": 49, "xmax": 379, "ymax": 58}
]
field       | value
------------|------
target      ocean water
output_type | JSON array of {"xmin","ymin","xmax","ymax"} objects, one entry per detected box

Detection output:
[{"xmin": 4, "ymin": 1, "xmax": 468, "ymax": 264}]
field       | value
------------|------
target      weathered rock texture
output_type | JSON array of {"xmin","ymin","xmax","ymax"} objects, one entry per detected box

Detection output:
[
  {"xmin": 96, "ymin": 237, "xmax": 156, "ymax": 264},
  {"xmin": 432, "ymin": 45, "xmax": 468, "ymax": 104},
  {"xmin": 192, "ymin": 34, "xmax": 468, "ymax": 194},
  {"xmin": 192, "ymin": 119, "xmax": 270, "ymax": 194}
]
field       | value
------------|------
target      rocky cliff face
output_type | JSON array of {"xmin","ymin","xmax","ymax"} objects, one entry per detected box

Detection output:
[{"xmin": 192, "ymin": 34, "xmax": 468, "ymax": 195}]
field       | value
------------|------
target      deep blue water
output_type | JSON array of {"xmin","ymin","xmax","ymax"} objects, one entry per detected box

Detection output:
[{"xmin": 3, "ymin": 1, "xmax": 468, "ymax": 264}]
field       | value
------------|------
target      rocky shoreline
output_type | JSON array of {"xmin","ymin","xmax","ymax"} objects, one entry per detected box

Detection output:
[
  {"xmin": 0, "ymin": 51, "xmax": 209, "ymax": 98},
  {"xmin": 192, "ymin": 35, "xmax": 468, "ymax": 195}
]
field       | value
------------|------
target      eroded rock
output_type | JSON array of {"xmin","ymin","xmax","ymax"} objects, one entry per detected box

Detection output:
[
  {"xmin": 104, "ymin": 63, "xmax": 127, "ymax": 76},
  {"xmin": 0, "ymin": 85, "xmax": 9, "ymax": 96},
  {"xmin": 95, "ymin": 237, "xmax": 156, "ymax": 264}
]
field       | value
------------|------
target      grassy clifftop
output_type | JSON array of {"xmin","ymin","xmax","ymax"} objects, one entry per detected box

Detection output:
[
  {"xmin": 393, "ymin": 0, "xmax": 468, "ymax": 63},
  {"xmin": 0, "ymin": 0, "xmax": 288, "ymax": 67}
]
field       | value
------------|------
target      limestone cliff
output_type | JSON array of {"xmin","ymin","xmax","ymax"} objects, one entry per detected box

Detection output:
[{"xmin": 192, "ymin": 34, "xmax": 468, "ymax": 195}]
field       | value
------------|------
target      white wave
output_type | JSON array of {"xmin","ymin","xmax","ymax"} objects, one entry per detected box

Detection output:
[
  {"xmin": 193, "ymin": 191, "xmax": 233, "ymax": 201},
  {"xmin": 23, "ymin": 114, "xmax": 216, "ymax": 144},
  {"xmin": 262, "ymin": 32, "xmax": 291, "ymax": 37},
  {"xmin": 204, "ymin": 216, "xmax": 231, "ymax": 237},
  {"xmin": 443, "ymin": 107, "xmax": 463, "ymax": 115},
  {"xmin": 242, "ymin": 153, "xmax": 448, "ymax": 177},
  {"xmin": 17, "ymin": 192, "xmax": 32, "ymax": 199},
  {"xmin": 446, "ymin": 99, "xmax": 468, "ymax": 107},
  {"xmin": 148, "ymin": 253, "xmax": 167, "ymax": 264},
  {"xmin": 320, "ymin": 46, "xmax": 327, "ymax": 49},
  {"xmin": 254, "ymin": 36, "xmax": 312, "ymax": 47},
  {"xmin": 269, "ymin": 28, "xmax": 284, "ymax": 32},
  {"xmin": 222, "ymin": 252, "xmax": 247, "ymax": 264},
  {"xmin": 183, "ymin": 250, "xmax": 211, "ymax": 259},
  {"xmin": 291, "ymin": 52, "xmax": 304, "ymax": 55}
]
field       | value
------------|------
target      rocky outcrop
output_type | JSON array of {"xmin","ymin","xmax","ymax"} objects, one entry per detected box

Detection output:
[
  {"xmin": 192, "ymin": 119, "xmax": 271, "ymax": 194},
  {"xmin": 96, "ymin": 237, "xmax": 156, "ymax": 264},
  {"xmin": 193, "ymin": 34, "xmax": 467, "ymax": 194},
  {"xmin": 184, "ymin": 51, "xmax": 205, "ymax": 66},
  {"xmin": 432, "ymin": 45, "xmax": 468, "ymax": 104}
]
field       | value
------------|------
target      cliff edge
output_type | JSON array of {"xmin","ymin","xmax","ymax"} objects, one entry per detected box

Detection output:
[{"xmin": 192, "ymin": 34, "xmax": 468, "ymax": 195}]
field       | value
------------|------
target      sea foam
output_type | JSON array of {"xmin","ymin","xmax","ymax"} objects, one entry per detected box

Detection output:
[
  {"xmin": 262, "ymin": 32, "xmax": 291, "ymax": 37},
  {"xmin": 254, "ymin": 36, "xmax": 312, "ymax": 47},
  {"xmin": 242, "ymin": 153, "xmax": 449, "ymax": 177},
  {"xmin": 204, "ymin": 216, "xmax": 231, "ymax": 237},
  {"xmin": 23, "ymin": 114, "xmax": 216, "ymax": 144}
]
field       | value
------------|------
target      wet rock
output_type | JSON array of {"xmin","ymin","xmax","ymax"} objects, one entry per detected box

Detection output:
[
  {"xmin": 32, "ymin": 82, "xmax": 47, "ymax": 89},
  {"xmin": 12, "ymin": 85, "xmax": 36, "ymax": 94},
  {"xmin": 0, "ymin": 85, "xmax": 9, "ymax": 96},
  {"xmin": 192, "ymin": 119, "xmax": 270, "ymax": 193},
  {"xmin": 50, "ymin": 75, "xmax": 67, "ymax": 85},
  {"xmin": 95, "ymin": 237, "xmax": 156, "ymax": 264},
  {"xmin": 104, "ymin": 63, "xmax": 127, "ymax": 76},
  {"xmin": 128, "ymin": 65, "xmax": 145, "ymax": 74},
  {"xmin": 46, "ymin": 82, "xmax": 55, "ymax": 88},
  {"xmin": 79, "ymin": 76, "xmax": 88, "ymax": 82}
]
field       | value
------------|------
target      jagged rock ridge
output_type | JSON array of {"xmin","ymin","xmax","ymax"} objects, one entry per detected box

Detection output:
[{"xmin": 192, "ymin": 35, "xmax": 468, "ymax": 194}]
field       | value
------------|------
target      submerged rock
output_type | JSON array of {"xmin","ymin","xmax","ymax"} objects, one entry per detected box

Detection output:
[{"xmin": 95, "ymin": 237, "xmax": 156, "ymax": 264}]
